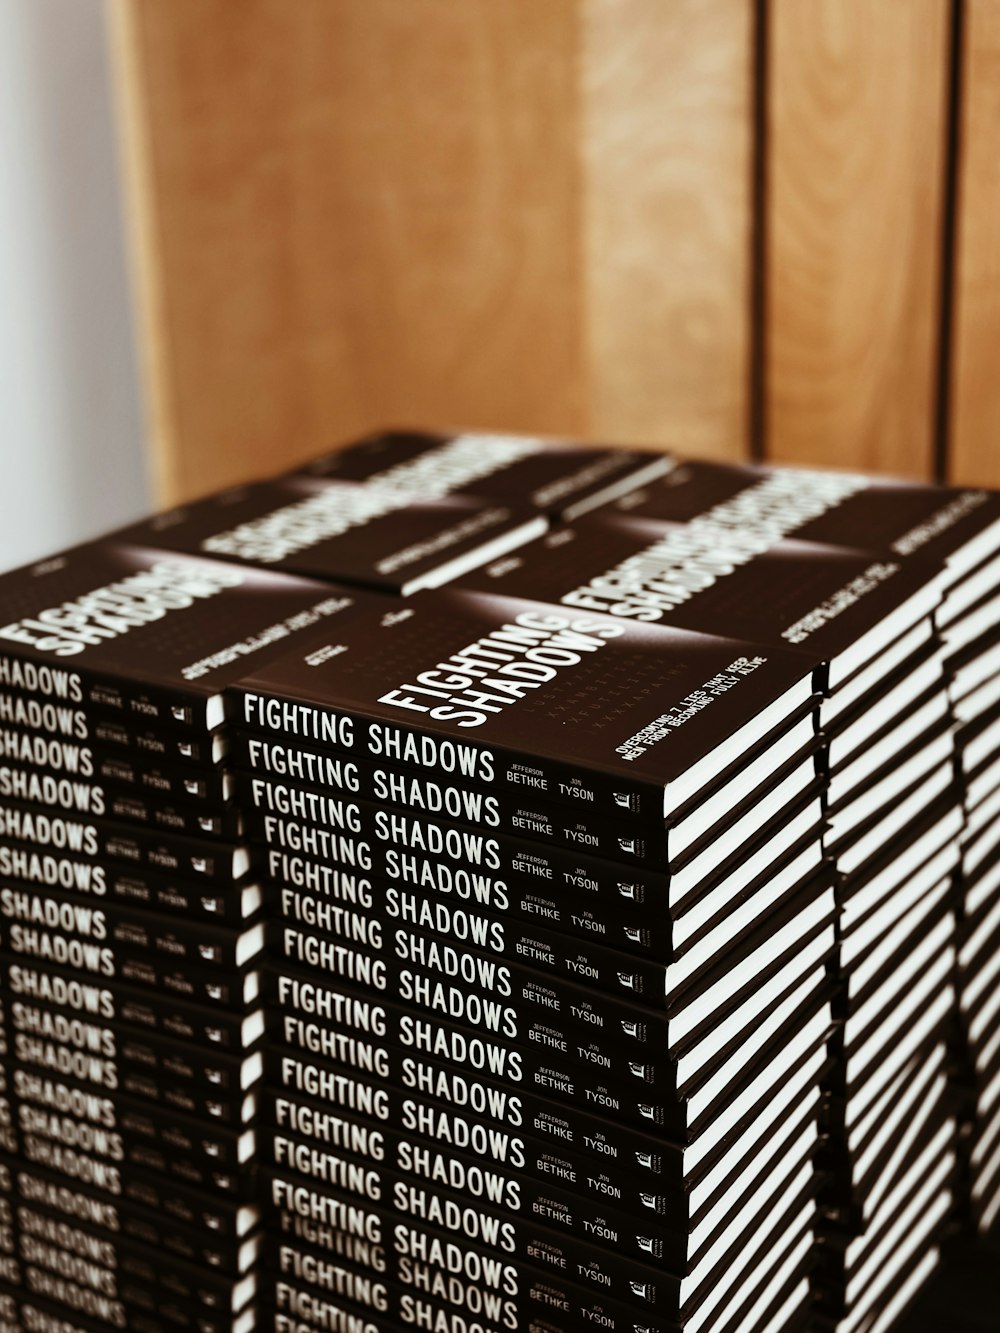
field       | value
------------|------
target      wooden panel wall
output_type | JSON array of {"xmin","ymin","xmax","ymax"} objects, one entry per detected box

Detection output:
[
  {"xmin": 111, "ymin": 0, "xmax": 752, "ymax": 505},
  {"xmin": 582, "ymin": 0, "xmax": 751, "ymax": 461},
  {"xmin": 765, "ymin": 0, "xmax": 950, "ymax": 479},
  {"xmin": 110, "ymin": 0, "xmax": 1000, "ymax": 503},
  {"xmin": 949, "ymin": 0, "xmax": 1000, "ymax": 487}
]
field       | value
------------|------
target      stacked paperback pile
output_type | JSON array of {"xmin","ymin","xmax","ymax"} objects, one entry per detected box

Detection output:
[
  {"xmin": 924, "ymin": 500, "xmax": 1000, "ymax": 1236},
  {"xmin": 0, "ymin": 538, "xmax": 371, "ymax": 1331},
  {"xmin": 451, "ymin": 495, "xmax": 963, "ymax": 1330},
  {"xmin": 0, "ymin": 427, "xmax": 997, "ymax": 1333},
  {"xmin": 608, "ymin": 460, "xmax": 1000, "ymax": 1324},
  {"xmin": 229, "ymin": 587, "xmax": 835, "ymax": 1333}
]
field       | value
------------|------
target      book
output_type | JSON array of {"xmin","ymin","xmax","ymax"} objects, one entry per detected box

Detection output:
[{"xmin": 291, "ymin": 428, "xmax": 672, "ymax": 520}]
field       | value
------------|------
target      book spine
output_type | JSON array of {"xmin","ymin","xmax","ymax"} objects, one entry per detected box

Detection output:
[
  {"xmin": 230, "ymin": 691, "xmax": 666, "ymax": 821},
  {"xmin": 242, "ymin": 766, "xmax": 668, "ymax": 868},
  {"xmin": 0, "ymin": 883, "xmax": 261, "ymax": 973},
  {"xmin": 256, "ymin": 797, "xmax": 676, "ymax": 953},
  {"xmin": 0, "ymin": 953, "xmax": 259, "ymax": 1050},
  {"xmin": 0, "ymin": 695, "xmax": 221, "ymax": 765},
  {"xmin": 264, "ymin": 965, "xmax": 684, "ymax": 1135},
  {"xmin": 0, "ymin": 758, "xmax": 241, "ymax": 839},
  {"xmin": 0, "ymin": 652, "xmax": 208, "ymax": 730},
  {"xmin": 0, "ymin": 1043, "xmax": 254, "ymax": 1204},
  {"xmin": 262, "ymin": 1168, "xmax": 678, "ymax": 1313},
  {"xmin": 262, "ymin": 1235, "xmax": 681, "ymax": 1333},
  {"xmin": 0, "ymin": 1275, "xmax": 238, "ymax": 1333},
  {"xmin": 0, "ymin": 844, "xmax": 257, "ymax": 930},
  {"xmin": 88, "ymin": 750, "xmax": 232, "ymax": 805},
  {"xmin": 269, "ymin": 880, "xmax": 668, "ymax": 1009},
  {"xmin": 0, "ymin": 903, "xmax": 261, "ymax": 1012},
  {"xmin": 266, "ymin": 919, "xmax": 675, "ymax": 1081},
  {"xmin": 0, "ymin": 1255, "xmax": 248, "ymax": 1333},
  {"xmin": 9, "ymin": 1071, "xmax": 253, "ymax": 1195},
  {"xmin": 263, "ymin": 1042, "xmax": 678, "ymax": 1185},
  {"xmin": 0, "ymin": 797, "xmax": 248, "ymax": 885},
  {"xmin": 0, "ymin": 1157, "xmax": 254, "ymax": 1279},
  {"xmin": 267, "ymin": 1128, "xmax": 688, "ymax": 1269},
  {"xmin": 2, "ymin": 992, "xmax": 258, "ymax": 1124},
  {"xmin": 267, "ymin": 964, "xmax": 836, "ymax": 1146},
  {"xmin": 0, "ymin": 1152, "xmax": 256, "ymax": 1261},
  {"xmin": 87, "ymin": 717, "xmax": 223, "ymax": 766},
  {"xmin": 262, "ymin": 1080, "xmax": 680, "ymax": 1216}
]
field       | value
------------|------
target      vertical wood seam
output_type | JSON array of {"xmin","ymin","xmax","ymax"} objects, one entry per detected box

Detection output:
[
  {"xmin": 936, "ymin": 0, "xmax": 967, "ymax": 484},
  {"xmin": 750, "ymin": 0, "xmax": 769, "ymax": 462}
]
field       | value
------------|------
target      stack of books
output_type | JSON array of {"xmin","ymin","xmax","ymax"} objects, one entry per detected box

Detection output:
[
  {"xmin": 0, "ymin": 428, "xmax": 996, "ymax": 1333},
  {"xmin": 229, "ymin": 586, "xmax": 833, "ymax": 1333},
  {"xmin": 450, "ymin": 498, "xmax": 963, "ymax": 1329},
  {"xmin": 0, "ymin": 538, "xmax": 369, "ymax": 1331},
  {"xmin": 909, "ymin": 494, "xmax": 1000, "ymax": 1236},
  {"xmin": 606, "ymin": 459, "xmax": 1000, "ymax": 1324},
  {"xmin": 291, "ymin": 427, "xmax": 672, "ymax": 519}
]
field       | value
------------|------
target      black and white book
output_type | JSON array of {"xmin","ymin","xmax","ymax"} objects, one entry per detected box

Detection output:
[
  {"xmin": 291, "ymin": 428, "xmax": 672, "ymax": 519},
  {"xmin": 228, "ymin": 586, "xmax": 817, "ymax": 827},
  {"xmin": 454, "ymin": 513, "xmax": 943, "ymax": 693},
  {"xmin": 609, "ymin": 456, "xmax": 1000, "ymax": 583},
  {"xmin": 115, "ymin": 477, "xmax": 547, "ymax": 596},
  {"xmin": 0, "ymin": 538, "xmax": 379, "ymax": 730}
]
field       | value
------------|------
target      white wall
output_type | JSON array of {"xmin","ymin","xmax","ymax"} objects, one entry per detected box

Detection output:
[{"xmin": 0, "ymin": 0, "xmax": 149, "ymax": 572}]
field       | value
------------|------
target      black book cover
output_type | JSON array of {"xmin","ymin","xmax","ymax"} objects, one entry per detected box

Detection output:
[
  {"xmin": 612, "ymin": 457, "xmax": 1000, "ymax": 574},
  {"xmin": 229, "ymin": 587, "xmax": 815, "ymax": 819},
  {"xmin": 116, "ymin": 477, "xmax": 546, "ymax": 595},
  {"xmin": 291, "ymin": 428, "xmax": 671, "ymax": 519},
  {"xmin": 455, "ymin": 515, "xmax": 941, "ymax": 683},
  {"xmin": 0, "ymin": 539, "xmax": 377, "ymax": 728}
]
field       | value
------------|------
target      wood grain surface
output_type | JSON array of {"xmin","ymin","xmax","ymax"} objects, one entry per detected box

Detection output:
[
  {"xmin": 111, "ymin": 0, "xmax": 753, "ymax": 504},
  {"xmin": 111, "ymin": 1, "xmax": 585, "ymax": 501},
  {"xmin": 949, "ymin": 0, "xmax": 1000, "ymax": 487},
  {"xmin": 765, "ymin": 0, "xmax": 950, "ymax": 479},
  {"xmin": 581, "ymin": 0, "xmax": 752, "ymax": 460},
  {"xmin": 112, "ymin": 1, "xmax": 1000, "ymax": 499}
]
